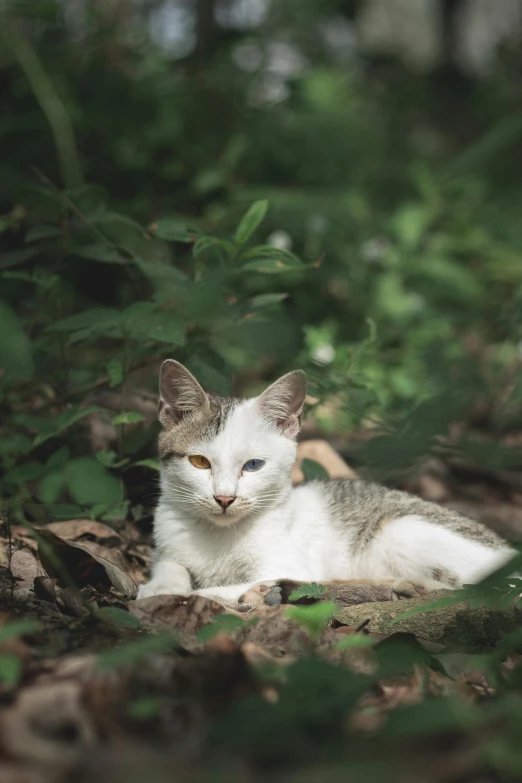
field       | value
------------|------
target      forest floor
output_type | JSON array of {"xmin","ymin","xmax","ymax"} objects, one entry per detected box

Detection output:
[{"xmin": 1, "ymin": 440, "xmax": 522, "ymax": 783}]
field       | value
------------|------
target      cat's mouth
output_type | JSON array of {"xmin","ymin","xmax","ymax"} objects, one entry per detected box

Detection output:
[{"xmin": 206, "ymin": 499, "xmax": 248, "ymax": 525}]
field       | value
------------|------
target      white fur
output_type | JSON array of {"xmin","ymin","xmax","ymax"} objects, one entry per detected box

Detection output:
[{"xmin": 138, "ymin": 397, "xmax": 514, "ymax": 606}]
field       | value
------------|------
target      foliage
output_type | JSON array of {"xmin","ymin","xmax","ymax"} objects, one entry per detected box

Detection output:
[
  {"xmin": 3, "ymin": 1, "xmax": 522, "ymax": 780},
  {"xmin": 286, "ymin": 601, "xmax": 337, "ymax": 640},
  {"xmin": 197, "ymin": 613, "xmax": 259, "ymax": 642},
  {"xmin": 288, "ymin": 582, "xmax": 328, "ymax": 601}
]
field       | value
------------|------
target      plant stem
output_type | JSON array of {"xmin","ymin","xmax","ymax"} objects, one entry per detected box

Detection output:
[{"xmin": 2, "ymin": 18, "xmax": 83, "ymax": 189}]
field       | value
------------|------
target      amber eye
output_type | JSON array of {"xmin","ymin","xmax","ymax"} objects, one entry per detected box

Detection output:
[{"xmin": 189, "ymin": 454, "xmax": 211, "ymax": 470}]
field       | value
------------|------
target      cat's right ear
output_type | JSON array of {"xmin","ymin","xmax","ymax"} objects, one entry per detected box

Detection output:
[{"xmin": 158, "ymin": 360, "xmax": 209, "ymax": 427}]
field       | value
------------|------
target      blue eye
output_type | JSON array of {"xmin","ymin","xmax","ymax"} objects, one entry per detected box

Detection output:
[{"xmin": 243, "ymin": 459, "xmax": 265, "ymax": 472}]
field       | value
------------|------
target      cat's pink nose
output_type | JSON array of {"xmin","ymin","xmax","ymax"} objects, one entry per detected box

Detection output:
[{"xmin": 214, "ymin": 495, "xmax": 236, "ymax": 509}]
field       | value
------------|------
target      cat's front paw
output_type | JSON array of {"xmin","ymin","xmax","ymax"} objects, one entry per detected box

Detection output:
[
  {"xmin": 136, "ymin": 581, "xmax": 189, "ymax": 600},
  {"xmin": 237, "ymin": 581, "xmax": 282, "ymax": 612},
  {"xmin": 391, "ymin": 579, "xmax": 435, "ymax": 600}
]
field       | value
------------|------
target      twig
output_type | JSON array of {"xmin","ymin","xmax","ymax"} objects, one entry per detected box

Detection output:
[
  {"xmin": 33, "ymin": 356, "xmax": 162, "ymax": 413},
  {"xmin": 30, "ymin": 167, "xmax": 117, "ymax": 251}
]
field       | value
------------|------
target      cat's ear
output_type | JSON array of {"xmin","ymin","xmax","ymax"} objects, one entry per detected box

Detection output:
[
  {"xmin": 257, "ymin": 370, "xmax": 307, "ymax": 438},
  {"xmin": 158, "ymin": 360, "xmax": 209, "ymax": 427}
]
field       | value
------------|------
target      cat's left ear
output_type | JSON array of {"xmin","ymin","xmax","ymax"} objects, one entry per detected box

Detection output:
[{"xmin": 257, "ymin": 370, "xmax": 307, "ymax": 439}]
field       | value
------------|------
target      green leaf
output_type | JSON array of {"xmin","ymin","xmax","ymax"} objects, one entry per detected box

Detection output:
[
  {"xmin": 68, "ymin": 184, "xmax": 108, "ymax": 215},
  {"xmin": 235, "ymin": 200, "xmax": 269, "ymax": 244},
  {"xmin": 0, "ymin": 654, "xmax": 23, "ymax": 686},
  {"xmin": 65, "ymin": 457, "xmax": 121, "ymax": 504},
  {"xmin": 134, "ymin": 459, "xmax": 160, "ymax": 471},
  {"xmin": 186, "ymin": 353, "xmax": 231, "ymax": 395},
  {"xmin": 95, "ymin": 500, "xmax": 130, "ymax": 522},
  {"xmin": 193, "ymin": 236, "xmax": 235, "ymax": 260},
  {"xmin": 0, "ymin": 620, "xmax": 41, "ymax": 643},
  {"xmin": 0, "ymin": 246, "xmax": 40, "ymax": 270},
  {"xmin": 48, "ymin": 308, "xmax": 119, "ymax": 333},
  {"xmin": 106, "ymin": 357, "xmax": 123, "ymax": 388},
  {"xmin": 97, "ymin": 606, "xmax": 141, "ymax": 628},
  {"xmin": 25, "ymin": 224, "xmax": 61, "ymax": 242},
  {"xmin": 97, "ymin": 633, "xmax": 178, "ymax": 668},
  {"xmin": 286, "ymin": 602, "xmax": 337, "ymax": 639},
  {"xmin": 127, "ymin": 697, "xmax": 163, "ymax": 720},
  {"xmin": 32, "ymin": 406, "xmax": 104, "ymax": 447},
  {"xmin": 39, "ymin": 470, "xmax": 66, "ymax": 503},
  {"xmin": 152, "ymin": 219, "xmax": 197, "ymax": 243},
  {"xmin": 74, "ymin": 244, "xmax": 126, "ymax": 264},
  {"xmin": 42, "ymin": 504, "xmax": 85, "ymax": 519},
  {"xmin": 443, "ymin": 112, "xmax": 522, "ymax": 180},
  {"xmin": 95, "ymin": 449, "xmax": 118, "ymax": 467},
  {"xmin": 130, "ymin": 313, "xmax": 185, "ymax": 345},
  {"xmin": 112, "ymin": 412, "xmax": 145, "ymax": 426},
  {"xmin": 301, "ymin": 458, "xmax": 329, "ymax": 482},
  {"xmin": 391, "ymin": 204, "xmax": 430, "ymax": 250},
  {"xmin": 336, "ymin": 633, "xmax": 377, "ymax": 650},
  {"xmin": 241, "ymin": 257, "xmax": 301, "ymax": 274},
  {"xmin": 46, "ymin": 446, "xmax": 71, "ymax": 468},
  {"xmin": 242, "ymin": 245, "xmax": 301, "ymax": 264},
  {"xmin": 0, "ymin": 299, "xmax": 34, "ymax": 380},
  {"xmin": 0, "ymin": 434, "xmax": 32, "ymax": 456},
  {"xmin": 288, "ymin": 582, "xmax": 328, "ymax": 601},
  {"xmin": 248, "ymin": 293, "xmax": 289, "ymax": 310},
  {"xmin": 197, "ymin": 613, "xmax": 258, "ymax": 642}
]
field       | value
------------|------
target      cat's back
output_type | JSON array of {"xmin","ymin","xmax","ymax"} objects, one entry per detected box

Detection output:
[{"xmin": 305, "ymin": 477, "xmax": 505, "ymax": 551}]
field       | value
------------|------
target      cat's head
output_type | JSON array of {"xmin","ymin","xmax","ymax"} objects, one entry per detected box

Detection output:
[{"xmin": 157, "ymin": 360, "xmax": 306, "ymax": 526}]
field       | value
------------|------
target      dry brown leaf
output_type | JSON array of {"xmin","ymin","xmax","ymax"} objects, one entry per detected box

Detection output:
[
  {"xmin": 130, "ymin": 594, "xmax": 224, "ymax": 651},
  {"xmin": 77, "ymin": 540, "xmax": 145, "ymax": 586},
  {"xmin": 37, "ymin": 530, "xmax": 137, "ymax": 598},
  {"xmin": 43, "ymin": 519, "xmax": 122, "ymax": 546}
]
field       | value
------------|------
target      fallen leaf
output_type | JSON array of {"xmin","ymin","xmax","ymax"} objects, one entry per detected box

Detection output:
[
  {"xmin": 37, "ymin": 530, "xmax": 137, "ymax": 598},
  {"xmin": 44, "ymin": 519, "xmax": 122, "ymax": 547},
  {"xmin": 130, "ymin": 594, "xmax": 225, "ymax": 651}
]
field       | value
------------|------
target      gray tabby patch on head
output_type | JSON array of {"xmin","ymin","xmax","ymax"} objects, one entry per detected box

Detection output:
[{"xmin": 157, "ymin": 360, "xmax": 239, "ymax": 459}]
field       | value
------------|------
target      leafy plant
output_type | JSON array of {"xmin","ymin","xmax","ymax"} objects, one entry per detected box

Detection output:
[
  {"xmin": 197, "ymin": 613, "xmax": 259, "ymax": 643},
  {"xmin": 286, "ymin": 602, "xmax": 337, "ymax": 640},
  {"xmin": 288, "ymin": 582, "xmax": 329, "ymax": 601}
]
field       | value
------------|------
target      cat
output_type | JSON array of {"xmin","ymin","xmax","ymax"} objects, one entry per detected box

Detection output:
[{"xmin": 136, "ymin": 359, "xmax": 514, "ymax": 611}]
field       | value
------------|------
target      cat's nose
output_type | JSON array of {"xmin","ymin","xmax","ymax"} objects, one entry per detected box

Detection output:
[{"xmin": 214, "ymin": 495, "xmax": 236, "ymax": 509}]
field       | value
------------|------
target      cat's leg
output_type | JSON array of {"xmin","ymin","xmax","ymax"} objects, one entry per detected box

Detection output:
[
  {"xmin": 236, "ymin": 577, "xmax": 444, "ymax": 611},
  {"xmin": 363, "ymin": 514, "xmax": 514, "ymax": 587},
  {"xmin": 136, "ymin": 560, "xmax": 192, "ymax": 599}
]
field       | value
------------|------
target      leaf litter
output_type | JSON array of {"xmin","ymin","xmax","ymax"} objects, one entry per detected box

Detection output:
[{"xmin": 1, "ymin": 445, "xmax": 522, "ymax": 782}]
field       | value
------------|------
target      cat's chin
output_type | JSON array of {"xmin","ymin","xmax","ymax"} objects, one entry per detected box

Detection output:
[{"xmin": 203, "ymin": 506, "xmax": 250, "ymax": 527}]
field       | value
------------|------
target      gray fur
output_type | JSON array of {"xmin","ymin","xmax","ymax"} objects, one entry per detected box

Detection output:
[
  {"xmin": 158, "ymin": 393, "xmax": 240, "ymax": 460},
  {"xmin": 315, "ymin": 478, "xmax": 505, "ymax": 552}
]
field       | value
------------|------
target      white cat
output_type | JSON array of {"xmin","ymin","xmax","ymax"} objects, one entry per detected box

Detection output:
[{"xmin": 137, "ymin": 360, "xmax": 514, "ymax": 610}]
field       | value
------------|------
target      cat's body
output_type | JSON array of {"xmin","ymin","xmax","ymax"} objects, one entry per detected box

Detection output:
[{"xmin": 137, "ymin": 361, "xmax": 514, "ymax": 609}]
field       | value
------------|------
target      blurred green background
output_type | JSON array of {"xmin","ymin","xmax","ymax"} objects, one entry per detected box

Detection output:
[{"xmin": 2, "ymin": 0, "xmax": 522, "ymax": 524}]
